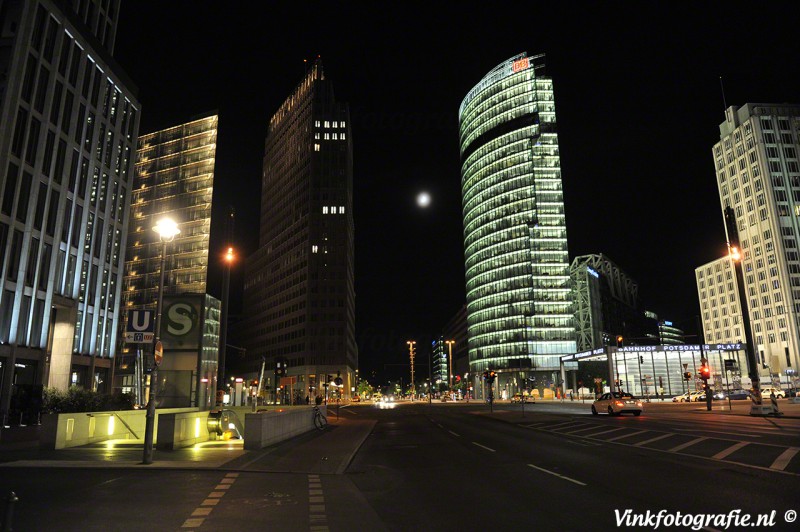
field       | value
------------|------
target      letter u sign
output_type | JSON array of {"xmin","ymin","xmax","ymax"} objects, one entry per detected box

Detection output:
[{"xmin": 129, "ymin": 310, "xmax": 154, "ymax": 333}]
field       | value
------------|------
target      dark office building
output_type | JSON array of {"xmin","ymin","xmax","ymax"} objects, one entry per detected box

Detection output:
[
  {"xmin": 0, "ymin": 0, "xmax": 139, "ymax": 420},
  {"xmin": 238, "ymin": 60, "xmax": 356, "ymax": 401}
]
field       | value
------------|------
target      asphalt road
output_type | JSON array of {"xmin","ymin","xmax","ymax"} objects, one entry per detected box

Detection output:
[{"xmin": 0, "ymin": 402, "xmax": 798, "ymax": 531}]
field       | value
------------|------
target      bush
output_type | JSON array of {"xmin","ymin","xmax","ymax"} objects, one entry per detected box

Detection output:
[{"xmin": 42, "ymin": 387, "xmax": 136, "ymax": 414}]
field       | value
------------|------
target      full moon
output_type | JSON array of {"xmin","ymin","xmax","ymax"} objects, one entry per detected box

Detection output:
[{"xmin": 416, "ymin": 192, "xmax": 431, "ymax": 208}]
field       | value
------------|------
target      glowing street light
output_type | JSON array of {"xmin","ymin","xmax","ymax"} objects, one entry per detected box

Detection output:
[
  {"xmin": 407, "ymin": 340, "xmax": 416, "ymax": 399},
  {"xmin": 143, "ymin": 217, "xmax": 180, "ymax": 465},
  {"xmin": 217, "ymin": 246, "xmax": 235, "ymax": 404},
  {"xmin": 445, "ymin": 340, "xmax": 455, "ymax": 391}
]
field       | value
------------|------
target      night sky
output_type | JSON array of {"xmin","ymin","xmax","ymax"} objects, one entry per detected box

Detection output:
[{"xmin": 113, "ymin": 1, "xmax": 800, "ymax": 382}]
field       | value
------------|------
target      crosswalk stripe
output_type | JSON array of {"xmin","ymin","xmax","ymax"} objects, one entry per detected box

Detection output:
[
  {"xmin": 583, "ymin": 427, "xmax": 626, "ymax": 437},
  {"xmin": 712, "ymin": 441, "xmax": 749, "ymax": 460},
  {"xmin": 606, "ymin": 430, "xmax": 648, "ymax": 442},
  {"xmin": 561, "ymin": 425, "xmax": 603, "ymax": 434},
  {"xmin": 668, "ymin": 437, "xmax": 707, "ymax": 452},
  {"xmin": 770, "ymin": 447, "xmax": 800, "ymax": 471},
  {"xmin": 634, "ymin": 433, "xmax": 673, "ymax": 447}
]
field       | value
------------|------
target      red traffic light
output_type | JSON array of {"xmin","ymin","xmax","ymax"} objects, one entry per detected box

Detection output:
[{"xmin": 616, "ymin": 336, "xmax": 624, "ymax": 347}]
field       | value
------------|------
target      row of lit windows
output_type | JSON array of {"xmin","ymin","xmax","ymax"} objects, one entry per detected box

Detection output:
[
  {"xmin": 314, "ymin": 120, "xmax": 346, "ymax": 128},
  {"xmin": 314, "ymin": 132, "xmax": 346, "ymax": 140}
]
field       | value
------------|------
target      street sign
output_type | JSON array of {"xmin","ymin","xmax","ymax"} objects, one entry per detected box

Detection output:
[
  {"xmin": 154, "ymin": 341, "xmax": 163, "ymax": 367},
  {"xmin": 724, "ymin": 359, "xmax": 737, "ymax": 370},
  {"xmin": 125, "ymin": 310, "xmax": 155, "ymax": 344},
  {"xmin": 682, "ymin": 363, "xmax": 688, "ymax": 370}
]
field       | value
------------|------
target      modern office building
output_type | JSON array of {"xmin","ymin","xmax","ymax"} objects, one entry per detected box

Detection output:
[
  {"xmin": 696, "ymin": 257, "xmax": 744, "ymax": 345},
  {"xmin": 239, "ymin": 60, "xmax": 356, "ymax": 402},
  {"xmin": 459, "ymin": 53, "xmax": 575, "ymax": 399},
  {"xmin": 0, "ymin": 0, "xmax": 139, "ymax": 420},
  {"xmin": 116, "ymin": 114, "xmax": 220, "ymax": 407},
  {"xmin": 657, "ymin": 319, "xmax": 686, "ymax": 345},
  {"xmin": 712, "ymin": 103, "xmax": 800, "ymax": 377}
]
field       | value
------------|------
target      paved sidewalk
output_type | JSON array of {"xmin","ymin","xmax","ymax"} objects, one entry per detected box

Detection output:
[{"xmin": 0, "ymin": 414, "xmax": 376, "ymax": 473}]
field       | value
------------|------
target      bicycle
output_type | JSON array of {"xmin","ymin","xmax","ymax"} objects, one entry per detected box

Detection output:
[{"xmin": 313, "ymin": 404, "xmax": 327, "ymax": 430}]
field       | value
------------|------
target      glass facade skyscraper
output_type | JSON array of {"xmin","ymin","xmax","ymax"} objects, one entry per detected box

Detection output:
[
  {"xmin": 0, "ymin": 0, "xmax": 139, "ymax": 418},
  {"xmin": 459, "ymin": 53, "xmax": 575, "ymax": 396}
]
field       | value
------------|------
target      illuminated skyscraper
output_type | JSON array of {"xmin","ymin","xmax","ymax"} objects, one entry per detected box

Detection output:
[
  {"xmin": 117, "ymin": 114, "xmax": 219, "ymax": 407},
  {"xmin": 0, "ymin": 0, "xmax": 139, "ymax": 416},
  {"xmin": 459, "ymin": 53, "xmax": 575, "ymax": 397},
  {"xmin": 240, "ymin": 60, "xmax": 356, "ymax": 401},
  {"xmin": 705, "ymin": 103, "xmax": 800, "ymax": 377}
]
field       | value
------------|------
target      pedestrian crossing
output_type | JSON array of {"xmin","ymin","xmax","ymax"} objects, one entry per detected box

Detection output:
[{"xmin": 518, "ymin": 418, "xmax": 800, "ymax": 474}]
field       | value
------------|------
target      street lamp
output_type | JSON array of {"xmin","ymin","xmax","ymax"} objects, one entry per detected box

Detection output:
[
  {"xmin": 407, "ymin": 340, "xmax": 416, "ymax": 399},
  {"xmin": 445, "ymin": 340, "xmax": 455, "ymax": 392},
  {"xmin": 217, "ymin": 246, "xmax": 235, "ymax": 404},
  {"xmin": 143, "ymin": 217, "xmax": 180, "ymax": 465},
  {"xmin": 725, "ymin": 206, "xmax": 763, "ymax": 413}
]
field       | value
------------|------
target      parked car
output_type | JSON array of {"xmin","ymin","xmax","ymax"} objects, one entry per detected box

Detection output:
[
  {"xmin": 759, "ymin": 386, "xmax": 786, "ymax": 398},
  {"xmin": 510, "ymin": 394, "xmax": 525, "ymax": 403},
  {"xmin": 728, "ymin": 389, "xmax": 751, "ymax": 400},
  {"xmin": 592, "ymin": 392, "xmax": 643, "ymax": 416},
  {"xmin": 672, "ymin": 392, "xmax": 692, "ymax": 402},
  {"xmin": 689, "ymin": 391, "xmax": 706, "ymax": 402}
]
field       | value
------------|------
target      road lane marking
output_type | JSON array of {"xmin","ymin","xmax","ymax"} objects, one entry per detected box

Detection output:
[
  {"xmin": 449, "ymin": 430, "xmax": 460, "ymax": 437},
  {"xmin": 220, "ymin": 478, "xmax": 235, "ymax": 484},
  {"xmin": 214, "ymin": 484, "xmax": 231, "ymax": 490},
  {"xmin": 201, "ymin": 499, "xmax": 219, "ymax": 506},
  {"xmin": 547, "ymin": 421, "xmax": 583, "ymax": 429},
  {"xmin": 182, "ymin": 518, "xmax": 204, "ymax": 528},
  {"xmin": 472, "ymin": 442, "xmax": 496, "ymax": 452},
  {"xmin": 581, "ymin": 427, "xmax": 626, "ymax": 437},
  {"xmin": 191, "ymin": 508, "xmax": 212, "ymax": 517},
  {"xmin": 309, "ymin": 474, "xmax": 328, "ymax": 530},
  {"xmin": 712, "ymin": 441, "xmax": 750, "ymax": 460},
  {"xmin": 527, "ymin": 463, "xmax": 586, "ymax": 486},
  {"xmin": 606, "ymin": 430, "xmax": 648, "ymax": 442},
  {"xmin": 668, "ymin": 437, "xmax": 708, "ymax": 452},
  {"xmin": 770, "ymin": 447, "xmax": 800, "ymax": 471},
  {"xmin": 561, "ymin": 425, "xmax": 604, "ymax": 434},
  {"xmin": 633, "ymin": 433, "xmax": 674, "ymax": 446}
]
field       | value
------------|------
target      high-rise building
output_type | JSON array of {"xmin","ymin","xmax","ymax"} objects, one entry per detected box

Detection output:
[
  {"xmin": 239, "ymin": 60, "xmax": 356, "ymax": 401},
  {"xmin": 0, "ymin": 0, "xmax": 140, "ymax": 418},
  {"xmin": 459, "ymin": 53, "xmax": 575, "ymax": 399},
  {"xmin": 710, "ymin": 103, "xmax": 800, "ymax": 376},
  {"xmin": 696, "ymin": 257, "xmax": 744, "ymax": 345},
  {"xmin": 116, "ymin": 114, "xmax": 219, "ymax": 407}
]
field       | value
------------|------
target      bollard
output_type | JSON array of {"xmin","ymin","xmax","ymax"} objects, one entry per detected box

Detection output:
[{"xmin": 2, "ymin": 491, "xmax": 18, "ymax": 532}]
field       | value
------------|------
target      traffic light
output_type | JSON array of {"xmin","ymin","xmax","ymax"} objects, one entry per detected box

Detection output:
[
  {"xmin": 487, "ymin": 371, "xmax": 496, "ymax": 384},
  {"xmin": 616, "ymin": 336, "xmax": 624, "ymax": 347},
  {"xmin": 699, "ymin": 364, "xmax": 711, "ymax": 381},
  {"xmin": 683, "ymin": 371, "xmax": 692, "ymax": 381},
  {"xmin": 639, "ymin": 356, "xmax": 644, "ymax": 364}
]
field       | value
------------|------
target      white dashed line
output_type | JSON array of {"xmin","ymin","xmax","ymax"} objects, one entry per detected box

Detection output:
[
  {"xmin": 770, "ymin": 447, "xmax": 800, "ymax": 471},
  {"xmin": 633, "ymin": 433, "xmax": 673, "ymax": 447},
  {"xmin": 449, "ymin": 430, "xmax": 460, "ymax": 437},
  {"xmin": 527, "ymin": 463, "xmax": 586, "ymax": 486},
  {"xmin": 668, "ymin": 437, "xmax": 708, "ymax": 453},
  {"xmin": 712, "ymin": 441, "xmax": 749, "ymax": 460},
  {"xmin": 606, "ymin": 430, "xmax": 648, "ymax": 442},
  {"xmin": 472, "ymin": 442, "xmax": 496, "ymax": 452}
]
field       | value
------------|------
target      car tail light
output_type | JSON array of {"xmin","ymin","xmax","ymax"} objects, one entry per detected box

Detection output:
[
  {"xmin": 615, "ymin": 401, "xmax": 624, "ymax": 407},
  {"xmin": 636, "ymin": 402, "xmax": 643, "ymax": 407}
]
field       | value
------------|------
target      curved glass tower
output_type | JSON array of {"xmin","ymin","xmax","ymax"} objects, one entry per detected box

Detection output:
[{"xmin": 459, "ymin": 53, "xmax": 575, "ymax": 394}]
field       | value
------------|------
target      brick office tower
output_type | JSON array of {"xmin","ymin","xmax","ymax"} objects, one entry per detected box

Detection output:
[{"xmin": 240, "ymin": 60, "xmax": 356, "ymax": 403}]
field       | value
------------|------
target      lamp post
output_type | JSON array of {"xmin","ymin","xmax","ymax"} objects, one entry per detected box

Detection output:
[
  {"xmin": 725, "ymin": 207, "xmax": 762, "ymax": 413},
  {"xmin": 407, "ymin": 340, "xmax": 416, "ymax": 399},
  {"xmin": 446, "ymin": 340, "xmax": 455, "ymax": 392},
  {"xmin": 217, "ymin": 246, "xmax": 234, "ymax": 404},
  {"xmin": 143, "ymin": 217, "xmax": 180, "ymax": 465}
]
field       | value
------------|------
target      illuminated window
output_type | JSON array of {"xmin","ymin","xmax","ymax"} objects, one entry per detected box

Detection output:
[
  {"xmin": 324, "ymin": 133, "xmax": 330, "ymax": 140},
  {"xmin": 312, "ymin": 245, "xmax": 318, "ymax": 253},
  {"xmin": 332, "ymin": 133, "xmax": 338, "ymax": 140},
  {"xmin": 315, "ymin": 120, "xmax": 320, "ymax": 127},
  {"xmin": 341, "ymin": 121, "xmax": 346, "ymax": 127},
  {"xmin": 332, "ymin": 121, "xmax": 338, "ymax": 128},
  {"xmin": 339, "ymin": 206, "xmax": 345, "ymax": 214},
  {"xmin": 322, "ymin": 206, "xmax": 328, "ymax": 214},
  {"xmin": 314, "ymin": 143, "xmax": 320, "ymax": 151},
  {"xmin": 314, "ymin": 133, "xmax": 320, "ymax": 139},
  {"xmin": 324, "ymin": 121, "xmax": 330, "ymax": 128},
  {"xmin": 341, "ymin": 133, "xmax": 346, "ymax": 140}
]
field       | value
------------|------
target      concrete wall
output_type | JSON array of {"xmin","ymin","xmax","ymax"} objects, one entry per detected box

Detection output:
[
  {"xmin": 40, "ymin": 408, "xmax": 197, "ymax": 449},
  {"xmin": 156, "ymin": 411, "xmax": 214, "ymax": 450},
  {"xmin": 244, "ymin": 405, "xmax": 325, "ymax": 450}
]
